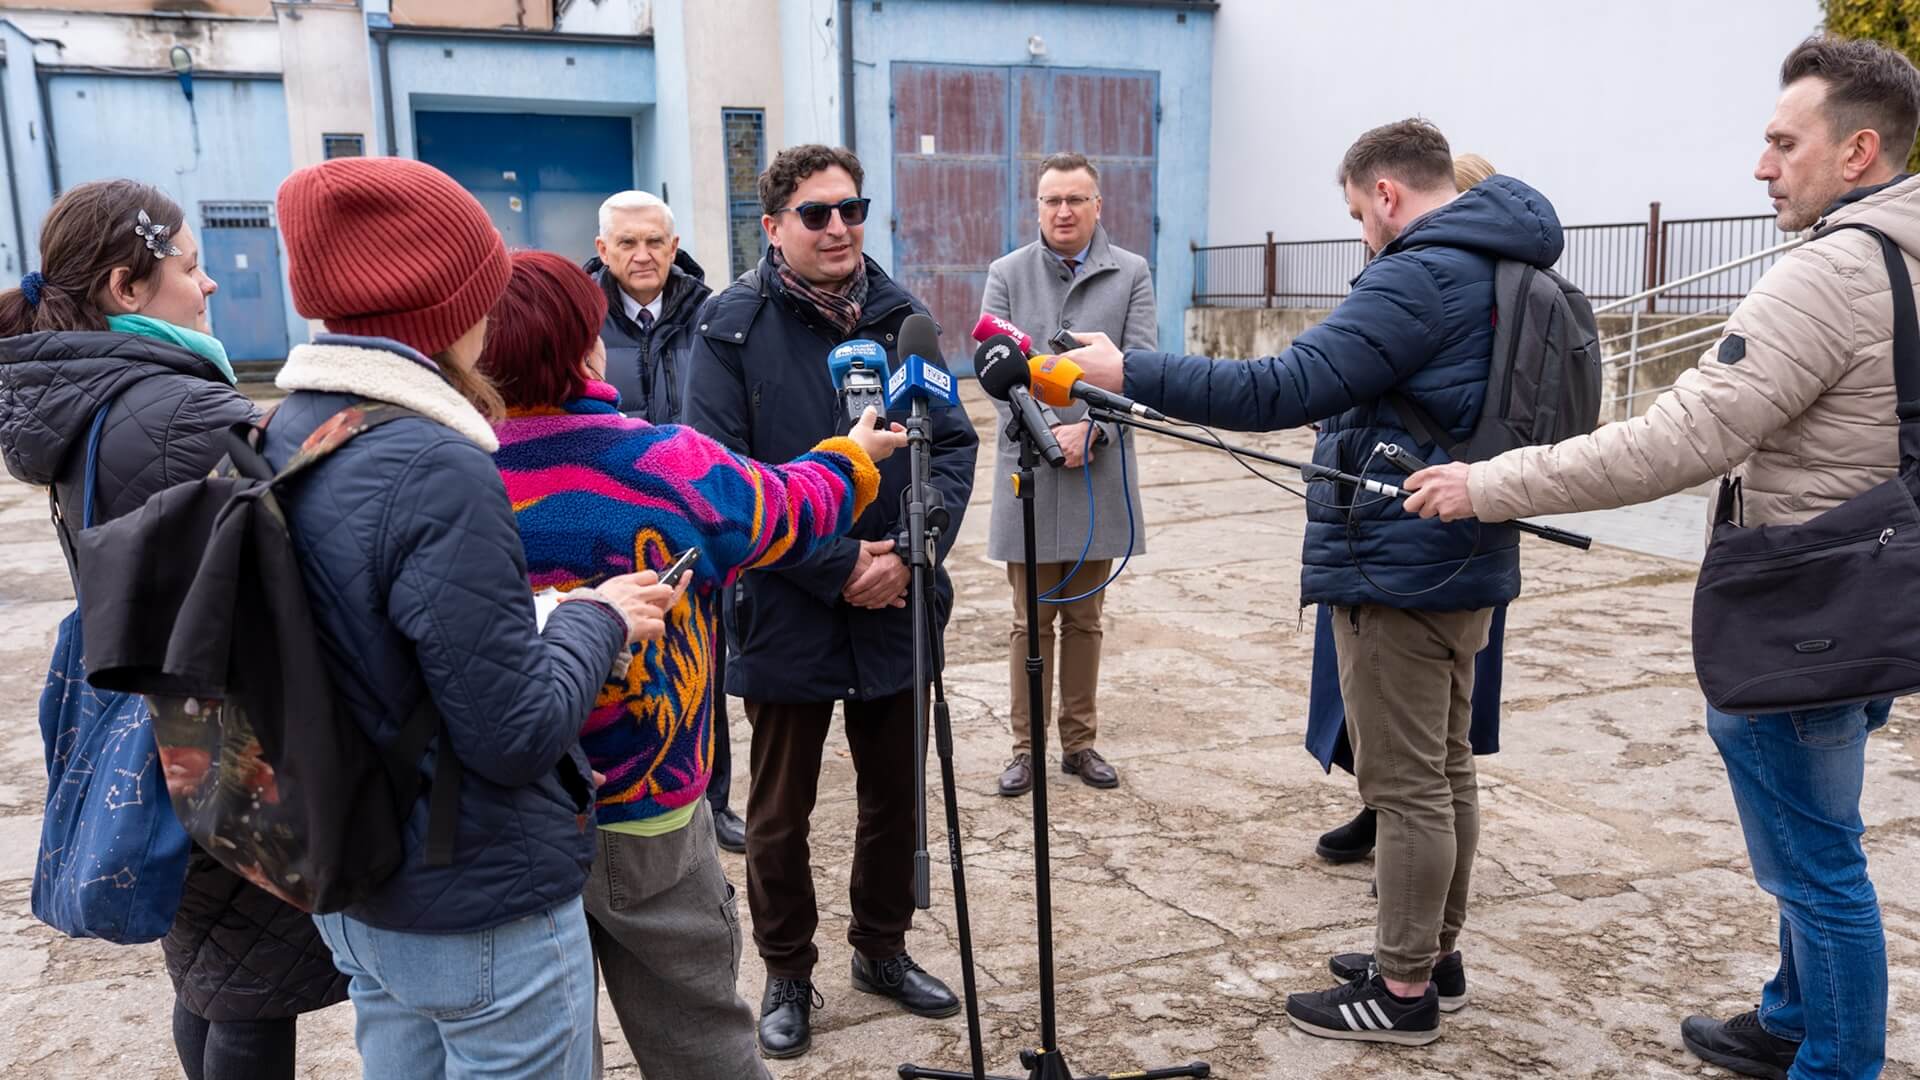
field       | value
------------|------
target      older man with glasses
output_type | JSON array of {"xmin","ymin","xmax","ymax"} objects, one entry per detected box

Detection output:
[{"xmin": 984, "ymin": 151, "xmax": 1158, "ymax": 798}]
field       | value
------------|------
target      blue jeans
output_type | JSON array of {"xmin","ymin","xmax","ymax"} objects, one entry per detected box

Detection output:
[
  {"xmin": 1707, "ymin": 699, "xmax": 1892, "ymax": 1080},
  {"xmin": 313, "ymin": 897, "xmax": 597, "ymax": 1080}
]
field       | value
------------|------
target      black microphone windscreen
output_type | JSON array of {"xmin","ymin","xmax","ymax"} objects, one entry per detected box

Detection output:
[
  {"xmin": 898, "ymin": 312, "xmax": 942, "ymax": 369},
  {"xmin": 973, "ymin": 335, "xmax": 1027, "ymax": 402}
]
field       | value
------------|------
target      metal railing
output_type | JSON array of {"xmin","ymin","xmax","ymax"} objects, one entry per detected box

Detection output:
[
  {"xmin": 1193, "ymin": 203, "xmax": 1795, "ymax": 314},
  {"xmin": 1594, "ymin": 234, "xmax": 1805, "ymax": 418}
]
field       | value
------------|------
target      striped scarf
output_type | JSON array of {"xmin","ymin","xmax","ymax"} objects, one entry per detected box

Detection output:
[{"xmin": 772, "ymin": 244, "xmax": 868, "ymax": 337}]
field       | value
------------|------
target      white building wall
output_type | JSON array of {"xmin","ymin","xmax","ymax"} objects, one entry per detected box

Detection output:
[
  {"xmin": 556, "ymin": 0, "xmax": 651, "ymax": 36},
  {"xmin": 777, "ymin": 0, "xmax": 840, "ymax": 147},
  {"xmin": 276, "ymin": 5, "xmax": 375, "ymax": 171},
  {"xmin": 1206, "ymin": 0, "xmax": 1825, "ymax": 243}
]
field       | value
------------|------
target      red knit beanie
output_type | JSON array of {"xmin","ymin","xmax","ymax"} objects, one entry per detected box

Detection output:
[{"xmin": 277, "ymin": 157, "xmax": 510, "ymax": 357}]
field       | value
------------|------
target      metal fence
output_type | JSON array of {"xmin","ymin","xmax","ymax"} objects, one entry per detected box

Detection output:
[{"xmin": 1194, "ymin": 203, "xmax": 1799, "ymax": 313}]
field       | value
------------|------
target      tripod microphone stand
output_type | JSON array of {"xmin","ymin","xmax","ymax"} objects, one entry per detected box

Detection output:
[
  {"xmin": 898, "ymin": 388, "xmax": 991, "ymax": 1080},
  {"xmin": 900, "ymin": 397, "xmax": 1210, "ymax": 1080}
]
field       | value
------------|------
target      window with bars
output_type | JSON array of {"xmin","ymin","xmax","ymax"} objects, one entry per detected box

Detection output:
[
  {"xmin": 722, "ymin": 108, "xmax": 766, "ymax": 278},
  {"xmin": 323, "ymin": 133, "xmax": 365, "ymax": 159},
  {"xmin": 202, "ymin": 202, "xmax": 274, "ymax": 230}
]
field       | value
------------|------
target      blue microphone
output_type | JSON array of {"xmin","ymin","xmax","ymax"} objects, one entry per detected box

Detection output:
[
  {"xmin": 886, "ymin": 314, "xmax": 958, "ymax": 411},
  {"xmin": 828, "ymin": 338, "xmax": 890, "ymax": 427}
]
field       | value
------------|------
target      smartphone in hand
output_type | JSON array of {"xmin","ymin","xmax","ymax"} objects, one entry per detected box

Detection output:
[{"xmin": 661, "ymin": 547, "xmax": 700, "ymax": 588}]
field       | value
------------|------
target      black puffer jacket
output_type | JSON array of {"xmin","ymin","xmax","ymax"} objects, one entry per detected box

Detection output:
[{"xmin": 0, "ymin": 329, "xmax": 347, "ymax": 1021}]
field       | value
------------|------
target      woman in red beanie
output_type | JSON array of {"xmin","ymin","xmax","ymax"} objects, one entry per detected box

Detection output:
[{"xmin": 260, "ymin": 156, "xmax": 676, "ymax": 1080}]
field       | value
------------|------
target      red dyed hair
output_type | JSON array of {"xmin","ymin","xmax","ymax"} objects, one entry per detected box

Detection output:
[{"xmin": 479, "ymin": 249, "xmax": 608, "ymax": 410}]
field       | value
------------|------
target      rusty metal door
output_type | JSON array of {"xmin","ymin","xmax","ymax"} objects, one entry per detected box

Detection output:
[{"xmin": 892, "ymin": 62, "xmax": 1159, "ymax": 368}]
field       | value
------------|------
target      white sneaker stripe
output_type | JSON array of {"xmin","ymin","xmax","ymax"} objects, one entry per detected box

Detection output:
[
  {"xmin": 1338, "ymin": 1003, "xmax": 1366, "ymax": 1030},
  {"xmin": 1367, "ymin": 999, "xmax": 1393, "ymax": 1029}
]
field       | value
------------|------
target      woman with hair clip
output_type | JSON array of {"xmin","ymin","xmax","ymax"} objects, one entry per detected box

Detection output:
[
  {"xmin": 0, "ymin": 180, "xmax": 347, "ymax": 1079},
  {"xmin": 477, "ymin": 249, "xmax": 905, "ymax": 1079}
]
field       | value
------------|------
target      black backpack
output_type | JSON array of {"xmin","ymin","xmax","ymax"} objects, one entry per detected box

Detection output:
[
  {"xmin": 1394, "ymin": 260, "xmax": 1604, "ymax": 461},
  {"xmin": 71, "ymin": 400, "xmax": 461, "ymax": 913}
]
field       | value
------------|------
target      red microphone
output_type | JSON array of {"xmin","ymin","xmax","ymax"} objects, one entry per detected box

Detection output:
[{"xmin": 970, "ymin": 312, "xmax": 1032, "ymax": 355}]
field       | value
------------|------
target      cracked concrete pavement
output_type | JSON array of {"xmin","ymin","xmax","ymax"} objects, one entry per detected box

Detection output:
[{"xmin": 0, "ymin": 384, "xmax": 1914, "ymax": 1078}]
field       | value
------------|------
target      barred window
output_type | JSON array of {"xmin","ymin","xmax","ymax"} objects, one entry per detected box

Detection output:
[{"xmin": 723, "ymin": 109, "xmax": 767, "ymax": 278}]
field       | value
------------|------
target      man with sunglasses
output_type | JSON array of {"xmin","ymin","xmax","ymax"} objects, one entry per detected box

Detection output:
[
  {"xmin": 983, "ymin": 152, "xmax": 1157, "ymax": 799},
  {"xmin": 683, "ymin": 144, "xmax": 979, "ymax": 1061}
]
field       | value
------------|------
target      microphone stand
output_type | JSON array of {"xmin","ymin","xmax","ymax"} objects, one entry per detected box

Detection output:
[
  {"xmin": 898, "ymin": 395, "xmax": 989, "ymax": 1080},
  {"xmin": 900, "ymin": 401, "xmax": 1210, "ymax": 1080},
  {"xmin": 1084, "ymin": 409, "xmax": 1594, "ymax": 550}
]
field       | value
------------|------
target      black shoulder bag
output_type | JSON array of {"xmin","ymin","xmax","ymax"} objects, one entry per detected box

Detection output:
[{"xmin": 1691, "ymin": 223, "xmax": 1920, "ymax": 714}]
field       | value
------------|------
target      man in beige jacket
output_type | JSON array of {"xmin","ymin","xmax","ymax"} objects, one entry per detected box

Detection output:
[{"xmin": 1406, "ymin": 36, "xmax": 1918, "ymax": 1080}]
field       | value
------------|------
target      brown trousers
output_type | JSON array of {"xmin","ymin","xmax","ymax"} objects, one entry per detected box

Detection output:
[
  {"xmin": 1007, "ymin": 559, "xmax": 1114, "ymax": 756},
  {"xmin": 1332, "ymin": 604, "xmax": 1493, "ymax": 985},
  {"xmin": 743, "ymin": 691, "xmax": 922, "ymax": 979}
]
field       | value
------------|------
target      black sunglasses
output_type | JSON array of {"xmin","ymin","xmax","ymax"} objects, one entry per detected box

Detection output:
[{"xmin": 772, "ymin": 197, "xmax": 872, "ymax": 230}]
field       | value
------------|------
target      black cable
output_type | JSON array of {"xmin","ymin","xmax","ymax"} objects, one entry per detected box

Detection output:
[{"xmin": 1164, "ymin": 417, "xmax": 1484, "ymax": 601}]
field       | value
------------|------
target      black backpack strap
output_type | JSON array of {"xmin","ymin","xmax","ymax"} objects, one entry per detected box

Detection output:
[
  {"xmin": 380, "ymin": 700, "xmax": 463, "ymax": 868},
  {"xmin": 1388, "ymin": 391, "xmax": 1462, "ymax": 457},
  {"xmin": 1819, "ymin": 223, "xmax": 1920, "ymax": 466}
]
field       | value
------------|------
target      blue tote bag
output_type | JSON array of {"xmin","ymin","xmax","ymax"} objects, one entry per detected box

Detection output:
[{"xmin": 32, "ymin": 402, "xmax": 190, "ymax": 943}]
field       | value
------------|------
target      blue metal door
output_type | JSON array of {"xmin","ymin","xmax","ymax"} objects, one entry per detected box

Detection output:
[
  {"xmin": 200, "ymin": 202, "xmax": 290, "ymax": 363},
  {"xmin": 415, "ymin": 111, "xmax": 635, "ymax": 264}
]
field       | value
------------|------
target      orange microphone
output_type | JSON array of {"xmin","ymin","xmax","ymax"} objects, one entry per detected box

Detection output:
[{"xmin": 1025, "ymin": 353, "xmax": 1167, "ymax": 421}]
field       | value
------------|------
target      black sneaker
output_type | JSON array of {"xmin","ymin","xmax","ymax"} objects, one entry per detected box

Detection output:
[
  {"xmin": 1286, "ymin": 968, "xmax": 1440, "ymax": 1046},
  {"xmin": 1329, "ymin": 950, "xmax": 1468, "ymax": 1012},
  {"xmin": 1680, "ymin": 1010, "xmax": 1799, "ymax": 1080}
]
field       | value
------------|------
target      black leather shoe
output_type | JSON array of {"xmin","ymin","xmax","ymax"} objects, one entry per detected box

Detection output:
[
  {"xmin": 1062, "ymin": 748, "xmax": 1119, "ymax": 788},
  {"xmin": 713, "ymin": 806, "xmax": 747, "ymax": 854},
  {"xmin": 1680, "ymin": 1010, "xmax": 1799, "ymax": 1080},
  {"xmin": 851, "ymin": 951, "xmax": 961, "ymax": 1018},
  {"xmin": 1315, "ymin": 806, "xmax": 1377, "ymax": 864},
  {"xmin": 758, "ymin": 977, "xmax": 820, "ymax": 1059},
  {"xmin": 998, "ymin": 754, "xmax": 1034, "ymax": 796}
]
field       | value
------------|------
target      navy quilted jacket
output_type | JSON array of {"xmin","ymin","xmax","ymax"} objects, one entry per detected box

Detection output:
[
  {"xmin": 0, "ymin": 331, "xmax": 256, "ymax": 527},
  {"xmin": 259, "ymin": 345, "xmax": 628, "ymax": 933},
  {"xmin": 1124, "ymin": 176, "xmax": 1564, "ymax": 610}
]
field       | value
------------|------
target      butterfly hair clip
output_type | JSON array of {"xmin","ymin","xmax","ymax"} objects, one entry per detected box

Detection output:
[{"xmin": 134, "ymin": 210, "xmax": 183, "ymax": 259}]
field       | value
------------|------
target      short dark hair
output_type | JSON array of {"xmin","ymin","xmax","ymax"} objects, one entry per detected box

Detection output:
[
  {"xmin": 1781, "ymin": 35, "xmax": 1920, "ymax": 165},
  {"xmin": 1038, "ymin": 152, "xmax": 1100, "ymax": 186},
  {"xmin": 759, "ymin": 144, "xmax": 864, "ymax": 216},
  {"xmin": 1337, "ymin": 118, "xmax": 1455, "ymax": 192}
]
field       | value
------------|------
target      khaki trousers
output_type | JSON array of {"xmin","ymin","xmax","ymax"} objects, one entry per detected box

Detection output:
[
  {"xmin": 1332, "ymin": 603, "xmax": 1494, "ymax": 984},
  {"xmin": 1007, "ymin": 560, "xmax": 1113, "ymax": 757}
]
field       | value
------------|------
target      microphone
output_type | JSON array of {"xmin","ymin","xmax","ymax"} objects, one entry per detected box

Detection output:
[
  {"xmin": 974, "ymin": 335, "xmax": 1066, "ymax": 468},
  {"xmin": 827, "ymin": 338, "xmax": 891, "ymax": 427},
  {"xmin": 1026, "ymin": 352, "xmax": 1167, "ymax": 422},
  {"xmin": 886, "ymin": 313, "xmax": 959, "ymax": 411},
  {"xmin": 970, "ymin": 312, "xmax": 1031, "ymax": 354}
]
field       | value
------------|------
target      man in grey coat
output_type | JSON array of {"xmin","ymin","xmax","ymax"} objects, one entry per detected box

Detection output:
[{"xmin": 985, "ymin": 152, "xmax": 1156, "ymax": 797}]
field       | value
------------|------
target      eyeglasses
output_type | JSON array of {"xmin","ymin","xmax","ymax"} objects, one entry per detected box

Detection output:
[
  {"xmin": 1038, "ymin": 195, "xmax": 1098, "ymax": 211},
  {"xmin": 771, "ymin": 197, "xmax": 872, "ymax": 230}
]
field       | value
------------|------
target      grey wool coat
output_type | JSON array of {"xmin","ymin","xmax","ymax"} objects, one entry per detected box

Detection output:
[{"xmin": 984, "ymin": 224, "xmax": 1157, "ymax": 563}]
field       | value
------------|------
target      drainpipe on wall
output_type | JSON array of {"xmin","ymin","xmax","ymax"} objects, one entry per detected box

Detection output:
[
  {"xmin": 0, "ymin": 57, "xmax": 29, "ymax": 274},
  {"xmin": 837, "ymin": 0, "xmax": 854, "ymax": 152},
  {"xmin": 374, "ymin": 29, "xmax": 397, "ymax": 156}
]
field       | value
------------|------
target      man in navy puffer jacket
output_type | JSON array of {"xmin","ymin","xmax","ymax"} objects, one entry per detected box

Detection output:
[{"xmin": 1069, "ymin": 120, "xmax": 1563, "ymax": 1047}]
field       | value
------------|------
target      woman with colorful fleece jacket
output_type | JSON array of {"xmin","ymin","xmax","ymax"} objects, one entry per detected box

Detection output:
[{"xmin": 479, "ymin": 250, "xmax": 902, "ymax": 1080}]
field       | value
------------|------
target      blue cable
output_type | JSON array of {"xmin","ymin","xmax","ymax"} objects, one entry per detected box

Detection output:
[
  {"xmin": 1037, "ymin": 421, "xmax": 1097, "ymax": 600},
  {"xmin": 1041, "ymin": 420, "xmax": 1135, "ymax": 605}
]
